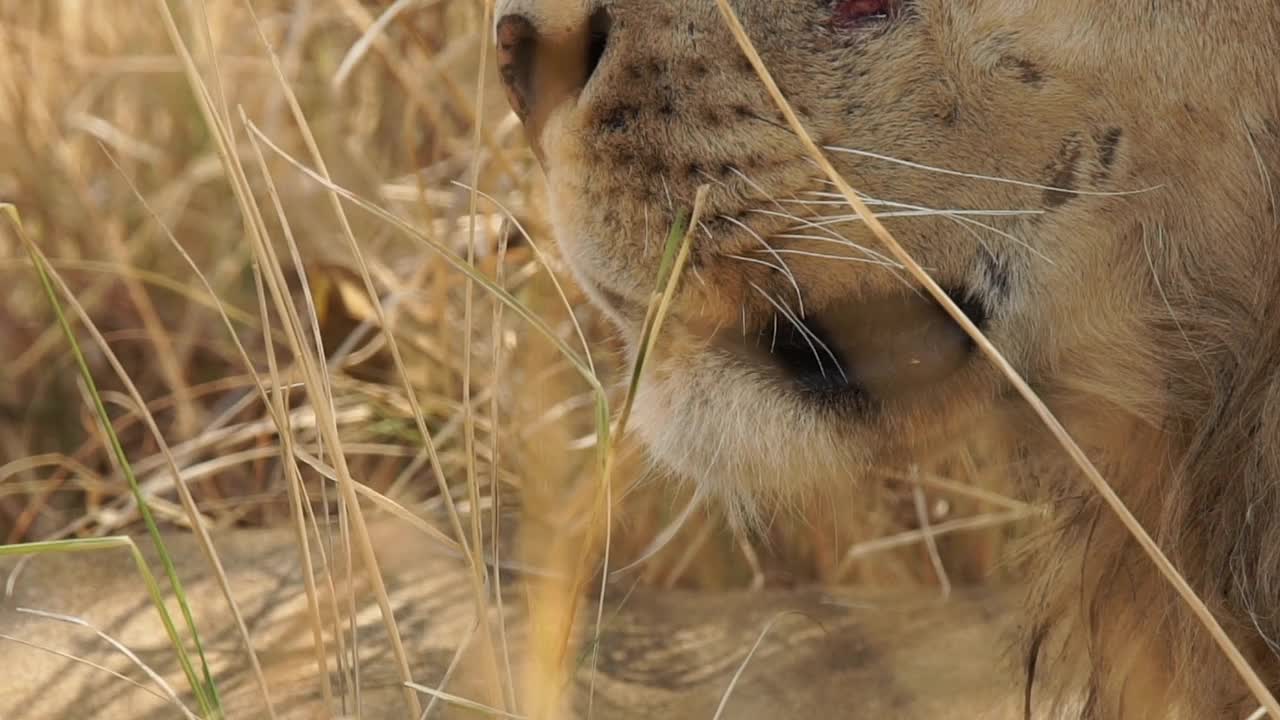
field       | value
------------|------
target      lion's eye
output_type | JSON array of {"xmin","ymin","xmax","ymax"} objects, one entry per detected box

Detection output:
[{"xmin": 832, "ymin": 0, "xmax": 894, "ymax": 29}]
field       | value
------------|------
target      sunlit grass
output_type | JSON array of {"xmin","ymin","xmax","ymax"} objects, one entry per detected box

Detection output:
[{"xmin": 7, "ymin": 203, "xmax": 221, "ymax": 718}]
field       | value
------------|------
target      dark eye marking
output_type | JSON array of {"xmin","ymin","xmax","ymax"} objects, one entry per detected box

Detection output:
[
  {"xmin": 831, "ymin": 0, "xmax": 898, "ymax": 30},
  {"xmin": 1043, "ymin": 132, "xmax": 1085, "ymax": 209}
]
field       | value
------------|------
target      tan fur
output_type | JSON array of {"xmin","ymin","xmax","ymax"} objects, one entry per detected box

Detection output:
[
  {"xmin": 495, "ymin": 1, "xmax": 1280, "ymax": 716},
  {"xmin": 0, "ymin": 526, "xmax": 1021, "ymax": 719}
]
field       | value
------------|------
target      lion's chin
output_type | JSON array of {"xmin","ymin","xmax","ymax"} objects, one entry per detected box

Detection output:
[
  {"xmin": 623, "ymin": 282, "xmax": 997, "ymax": 521},
  {"xmin": 629, "ymin": 348, "xmax": 870, "ymax": 523}
]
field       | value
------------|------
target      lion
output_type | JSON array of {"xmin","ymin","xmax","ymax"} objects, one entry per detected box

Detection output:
[{"xmin": 492, "ymin": 0, "xmax": 1280, "ymax": 717}]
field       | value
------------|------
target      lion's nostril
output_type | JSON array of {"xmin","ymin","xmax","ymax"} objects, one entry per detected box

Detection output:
[
  {"xmin": 585, "ymin": 7, "xmax": 612, "ymax": 88},
  {"xmin": 496, "ymin": 7, "xmax": 612, "ymax": 160},
  {"xmin": 496, "ymin": 14, "xmax": 539, "ymax": 121}
]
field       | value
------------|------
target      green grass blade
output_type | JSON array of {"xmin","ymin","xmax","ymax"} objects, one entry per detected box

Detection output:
[{"xmin": 3, "ymin": 204, "xmax": 222, "ymax": 719}]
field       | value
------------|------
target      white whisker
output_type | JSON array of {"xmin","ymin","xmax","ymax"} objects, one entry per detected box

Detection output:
[
  {"xmin": 747, "ymin": 209, "xmax": 899, "ymax": 266},
  {"xmin": 750, "ymin": 282, "xmax": 847, "ymax": 383},
  {"xmin": 769, "ymin": 232, "xmax": 900, "ymax": 262},
  {"xmin": 759, "ymin": 248, "xmax": 905, "ymax": 269},
  {"xmin": 823, "ymin": 144, "xmax": 1162, "ymax": 197},
  {"xmin": 721, "ymin": 214, "xmax": 806, "ymax": 316}
]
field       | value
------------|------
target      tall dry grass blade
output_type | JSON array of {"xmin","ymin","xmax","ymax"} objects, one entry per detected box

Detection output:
[
  {"xmin": 251, "ymin": 263, "xmax": 336, "ymax": 710},
  {"xmin": 0, "ymin": 257, "xmax": 261, "ymax": 328},
  {"xmin": 239, "ymin": 2, "xmax": 504, "ymax": 707},
  {"xmin": 911, "ymin": 481, "xmax": 952, "ymax": 599},
  {"xmin": 24, "ymin": 231, "xmax": 271, "ymax": 715},
  {"xmin": 404, "ymin": 681, "xmax": 528, "ymax": 719},
  {"xmin": 155, "ymin": 2, "xmax": 419, "ymax": 714},
  {"xmin": 488, "ymin": 219, "xmax": 519, "ymax": 711},
  {"xmin": 105, "ymin": 145, "xmax": 338, "ymax": 712},
  {"xmin": 234, "ymin": 42, "xmax": 364, "ymax": 710},
  {"xmin": 100, "ymin": 228, "xmax": 197, "ymax": 437},
  {"xmin": 6, "ymin": 205, "xmax": 222, "ymax": 718},
  {"xmin": 241, "ymin": 0, "xmax": 476, "ymax": 565},
  {"xmin": 333, "ymin": 0, "xmax": 435, "ymax": 90},
  {"xmin": 461, "ymin": 0, "xmax": 504, "ymax": 708},
  {"xmin": 242, "ymin": 126, "xmax": 611, "ymax": 441},
  {"xmin": 452, "ymin": 183, "xmax": 598, "ymax": 377},
  {"xmin": 711, "ymin": 2, "xmax": 1280, "ymax": 714}
]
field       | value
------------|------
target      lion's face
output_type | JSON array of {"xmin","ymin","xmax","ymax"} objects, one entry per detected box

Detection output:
[{"xmin": 495, "ymin": 0, "xmax": 1279, "ymax": 510}]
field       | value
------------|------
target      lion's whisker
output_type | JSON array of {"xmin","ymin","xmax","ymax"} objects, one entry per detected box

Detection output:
[
  {"xmin": 822, "ymin": 144, "xmax": 1162, "ymax": 197},
  {"xmin": 721, "ymin": 214, "xmax": 806, "ymax": 316},
  {"xmin": 747, "ymin": 209, "xmax": 900, "ymax": 266},
  {"xmin": 754, "ymin": 248, "xmax": 904, "ymax": 269},
  {"xmin": 750, "ymin": 282, "xmax": 847, "ymax": 383}
]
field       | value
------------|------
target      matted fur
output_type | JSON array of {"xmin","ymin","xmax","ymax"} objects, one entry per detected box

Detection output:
[{"xmin": 495, "ymin": 1, "xmax": 1280, "ymax": 717}]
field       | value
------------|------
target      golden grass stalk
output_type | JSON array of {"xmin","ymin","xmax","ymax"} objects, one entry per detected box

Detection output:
[
  {"xmin": 6, "ymin": 205, "xmax": 225, "ymax": 717},
  {"xmin": 101, "ymin": 153, "xmax": 343, "ymax": 710},
  {"xmin": 248, "ymin": 128, "xmax": 612, "ymax": 446},
  {"xmin": 460, "ymin": 0, "xmax": 507, "ymax": 708},
  {"xmin": 240, "ymin": 0, "xmax": 508, "ymax": 708},
  {"xmin": 155, "ymin": 1, "xmax": 420, "ymax": 713}
]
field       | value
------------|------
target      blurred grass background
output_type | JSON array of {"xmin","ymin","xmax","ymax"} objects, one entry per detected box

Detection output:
[{"xmin": 0, "ymin": 2, "xmax": 1029, "ymax": 708}]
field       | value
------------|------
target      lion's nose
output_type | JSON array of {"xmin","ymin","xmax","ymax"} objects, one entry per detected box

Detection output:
[{"xmin": 495, "ymin": 3, "xmax": 611, "ymax": 142}]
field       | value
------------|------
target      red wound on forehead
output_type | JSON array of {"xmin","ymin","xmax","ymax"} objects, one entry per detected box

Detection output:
[{"xmin": 833, "ymin": 0, "xmax": 893, "ymax": 29}]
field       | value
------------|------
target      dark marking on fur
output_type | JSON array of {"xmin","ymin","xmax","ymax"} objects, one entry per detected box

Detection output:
[
  {"xmin": 999, "ymin": 56, "xmax": 1046, "ymax": 87},
  {"xmin": 640, "ymin": 155, "xmax": 669, "ymax": 176},
  {"xmin": 701, "ymin": 215, "xmax": 733, "ymax": 236},
  {"xmin": 1043, "ymin": 132, "xmax": 1084, "ymax": 208},
  {"xmin": 1089, "ymin": 127, "xmax": 1123, "ymax": 184},
  {"xmin": 1096, "ymin": 128, "xmax": 1122, "ymax": 169},
  {"xmin": 600, "ymin": 104, "xmax": 640, "ymax": 132},
  {"xmin": 948, "ymin": 287, "xmax": 990, "ymax": 333},
  {"xmin": 936, "ymin": 100, "xmax": 960, "ymax": 127}
]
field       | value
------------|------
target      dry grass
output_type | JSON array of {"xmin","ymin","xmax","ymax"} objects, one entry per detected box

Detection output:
[{"xmin": 0, "ymin": 1, "xmax": 1033, "ymax": 717}]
